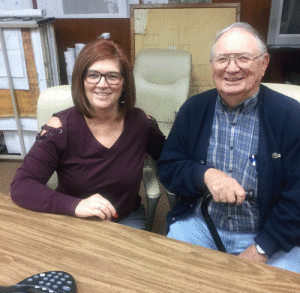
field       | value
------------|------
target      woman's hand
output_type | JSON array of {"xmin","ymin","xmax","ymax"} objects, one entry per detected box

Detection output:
[{"xmin": 75, "ymin": 193, "xmax": 118, "ymax": 220}]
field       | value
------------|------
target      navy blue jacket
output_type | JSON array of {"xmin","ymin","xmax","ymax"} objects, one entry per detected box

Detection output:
[{"xmin": 158, "ymin": 84, "xmax": 300, "ymax": 257}]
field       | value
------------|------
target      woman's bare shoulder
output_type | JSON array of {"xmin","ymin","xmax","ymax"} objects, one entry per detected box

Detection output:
[{"xmin": 41, "ymin": 117, "xmax": 63, "ymax": 135}]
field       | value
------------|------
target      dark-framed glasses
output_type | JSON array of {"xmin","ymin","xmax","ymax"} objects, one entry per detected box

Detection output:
[
  {"xmin": 211, "ymin": 52, "xmax": 265, "ymax": 70},
  {"xmin": 85, "ymin": 71, "xmax": 123, "ymax": 85}
]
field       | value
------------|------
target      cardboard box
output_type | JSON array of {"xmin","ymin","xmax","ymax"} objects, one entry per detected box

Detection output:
[{"xmin": 0, "ymin": 118, "xmax": 38, "ymax": 154}]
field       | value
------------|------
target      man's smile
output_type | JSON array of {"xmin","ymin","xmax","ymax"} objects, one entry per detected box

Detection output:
[{"xmin": 224, "ymin": 77, "xmax": 244, "ymax": 82}]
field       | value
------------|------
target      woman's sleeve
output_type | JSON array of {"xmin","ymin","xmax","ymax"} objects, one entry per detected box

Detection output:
[
  {"xmin": 10, "ymin": 125, "xmax": 81, "ymax": 215},
  {"xmin": 146, "ymin": 116, "xmax": 166, "ymax": 161}
]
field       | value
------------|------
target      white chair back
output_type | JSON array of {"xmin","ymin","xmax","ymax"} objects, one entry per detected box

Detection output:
[
  {"xmin": 262, "ymin": 83, "xmax": 300, "ymax": 103},
  {"xmin": 134, "ymin": 48, "xmax": 192, "ymax": 136},
  {"xmin": 37, "ymin": 85, "xmax": 73, "ymax": 131}
]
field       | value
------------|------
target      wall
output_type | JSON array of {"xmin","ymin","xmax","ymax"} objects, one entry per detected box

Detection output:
[
  {"xmin": 213, "ymin": 0, "xmax": 272, "ymax": 39},
  {"xmin": 53, "ymin": 0, "xmax": 274, "ymax": 84}
]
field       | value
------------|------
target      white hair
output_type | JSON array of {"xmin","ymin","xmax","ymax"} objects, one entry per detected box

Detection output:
[{"xmin": 210, "ymin": 22, "xmax": 268, "ymax": 60}]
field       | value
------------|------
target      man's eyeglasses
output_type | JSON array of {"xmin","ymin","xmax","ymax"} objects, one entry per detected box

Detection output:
[
  {"xmin": 85, "ymin": 71, "xmax": 123, "ymax": 85},
  {"xmin": 211, "ymin": 52, "xmax": 265, "ymax": 70}
]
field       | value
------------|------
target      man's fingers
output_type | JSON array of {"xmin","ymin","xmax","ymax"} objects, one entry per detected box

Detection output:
[
  {"xmin": 235, "ymin": 188, "xmax": 246, "ymax": 205},
  {"xmin": 204, "ymin": 169, "xmax": 246, "ymax": 205},
  {"xmin": 227, "ymin": 192, "xmax": 237, "ymax": 204}
]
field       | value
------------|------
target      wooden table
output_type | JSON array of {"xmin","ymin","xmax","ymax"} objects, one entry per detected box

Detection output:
[{"xmin": 0, "ymin": 194, "xmax": 299, "ymax": 292}]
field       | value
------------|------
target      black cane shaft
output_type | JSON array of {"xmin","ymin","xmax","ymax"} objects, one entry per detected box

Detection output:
[{"xmin": 201, "ymin": 190, "xmax": 254, "ymax": 253}]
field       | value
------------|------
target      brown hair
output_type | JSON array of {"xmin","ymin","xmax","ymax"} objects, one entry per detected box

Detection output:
[{"xmin": 71, "ymin": 38, "xmax": 136, "ymax": 118}]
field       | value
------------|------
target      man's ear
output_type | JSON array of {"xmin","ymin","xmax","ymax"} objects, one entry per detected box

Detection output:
[
  {"xmin": 263, "ymin": 53, "xmax": 270, "ymax": 70},
  {"xmin": 261, "ymin": 53, "xmax": 270, "ymax": 77}
]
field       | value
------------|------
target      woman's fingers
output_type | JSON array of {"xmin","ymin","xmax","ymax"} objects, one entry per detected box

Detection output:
[
  {"xmin": 93, "ymin": 194, "xmax": 117, "ymax": 219},
  {"xmin": 94, "ymin": 201, "xmax": 118, "ymax": 220},
  {"xmin": 75, "ymin": 193, "xmax": 117, "ymax": 220}
]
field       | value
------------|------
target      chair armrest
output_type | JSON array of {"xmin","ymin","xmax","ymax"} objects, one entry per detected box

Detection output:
[
  {"xmin": 143, "ymin": 156, "xmax": 161, "ymax": 231},
  {"xmin": 143, "ymin": 156, "xmax": 161, "ymax": 199}
]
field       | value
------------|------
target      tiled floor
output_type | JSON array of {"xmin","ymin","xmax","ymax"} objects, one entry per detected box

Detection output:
[{"xmin": 0, "ymin": 160, "xmax": 22, "ymax": 195}]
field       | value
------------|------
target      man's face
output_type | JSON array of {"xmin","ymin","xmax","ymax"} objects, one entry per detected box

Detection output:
[{"xmin": 211, "ymin": 28, "xmax": 269, "ymax": 108}]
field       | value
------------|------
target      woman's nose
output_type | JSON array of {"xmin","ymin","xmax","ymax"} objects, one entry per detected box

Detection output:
[{"xmin": 96, "ymin": 75, "xmax": 108, "ymax": 86}]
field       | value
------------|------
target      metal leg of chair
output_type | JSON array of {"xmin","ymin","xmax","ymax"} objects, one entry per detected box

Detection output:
[{"xmin": 145, "ymin": 196, "xmax": 160, "ymax": 232}]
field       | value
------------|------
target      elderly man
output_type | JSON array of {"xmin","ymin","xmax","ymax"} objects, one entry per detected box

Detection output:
[{"xmin": 158, "ymin": 22, "xmax": 300, "ymax": 273}]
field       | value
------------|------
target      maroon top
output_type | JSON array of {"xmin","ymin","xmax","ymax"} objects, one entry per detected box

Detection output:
[{"xmin": 10, "ymin": 107, "xmax": 165, "ymax": 221}]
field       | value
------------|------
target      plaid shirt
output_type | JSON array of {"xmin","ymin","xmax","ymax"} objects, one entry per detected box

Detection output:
[{"xmin": 195, "ymin": 93, "xmax": 260, "ymax": 233}]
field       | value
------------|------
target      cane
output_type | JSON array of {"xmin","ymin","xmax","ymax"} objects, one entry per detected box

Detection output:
[{"xmin": 201, "ymin": 190, "xmax": 254, "ymax": 253}]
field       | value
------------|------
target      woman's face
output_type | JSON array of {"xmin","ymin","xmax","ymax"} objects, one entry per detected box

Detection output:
[{"xmin": 84, "ymin": 59, "xmax": 124, "ymax": 113}]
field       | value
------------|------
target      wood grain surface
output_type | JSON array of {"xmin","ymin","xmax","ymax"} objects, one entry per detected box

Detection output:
[{"xmin": 0, "ymin": 194, "xmax": 299, "ymax": 292}]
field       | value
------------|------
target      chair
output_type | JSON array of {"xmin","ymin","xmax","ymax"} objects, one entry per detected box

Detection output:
[
  {"xmin": 134, "ymin": 48, "xmax": 192, "ymax": 227},
  {"xmin": 37, "ymin": 85, "xmax": 73, "ymax": 190},
  {"xmin": 37, "ymin": 85, "xmax": 160, "ymax": 231},
  {"xmin": 261, "ymin": 82, "xmax": 300, "ymax": 103},
  {"xmin": 134, "ymin": 48, "xmax": 192, "ymax": 136}
]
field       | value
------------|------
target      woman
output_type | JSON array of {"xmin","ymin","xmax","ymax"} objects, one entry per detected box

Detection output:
[{"xmin": 10, "ymin": 38, "xmax": 165, "ymax": 229}]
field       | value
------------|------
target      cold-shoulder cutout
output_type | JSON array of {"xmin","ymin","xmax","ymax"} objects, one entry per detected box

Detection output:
[{"xmin": 41, "ymin": 117, "xmax": 63, "ymax": 135}]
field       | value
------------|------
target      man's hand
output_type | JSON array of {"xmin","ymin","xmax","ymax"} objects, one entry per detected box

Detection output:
[
  {"xmin": 238, "ymin": 244, "xmax": 268, "ymax": 263},
  {"xmin": 75, "ymin": 193, "xmax": 117, "ymax": 220},
  {"xmin": 204, "ymin": 168, "xmax": 246, "ymax": 205}
]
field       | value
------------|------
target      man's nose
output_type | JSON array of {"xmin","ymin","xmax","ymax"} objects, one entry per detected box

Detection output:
[{"xmin": 226, "ymin": 57, "xmax": 240, "ymax": 72}]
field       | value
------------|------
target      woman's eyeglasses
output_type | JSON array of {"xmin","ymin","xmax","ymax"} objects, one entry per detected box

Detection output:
[{"xmin": 85, "ymin": 71, "xmax": 123, "ymax": 85}]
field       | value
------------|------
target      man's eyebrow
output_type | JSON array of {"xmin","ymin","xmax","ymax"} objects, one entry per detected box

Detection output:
[{"xmin": 215, "ymin": 52, "xmax": 249, "ymax": 56}]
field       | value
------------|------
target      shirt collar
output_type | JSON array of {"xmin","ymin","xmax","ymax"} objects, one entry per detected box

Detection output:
[{"xmin": 218, "ymin": 90, "xmax": 259, "ymax": 114}]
